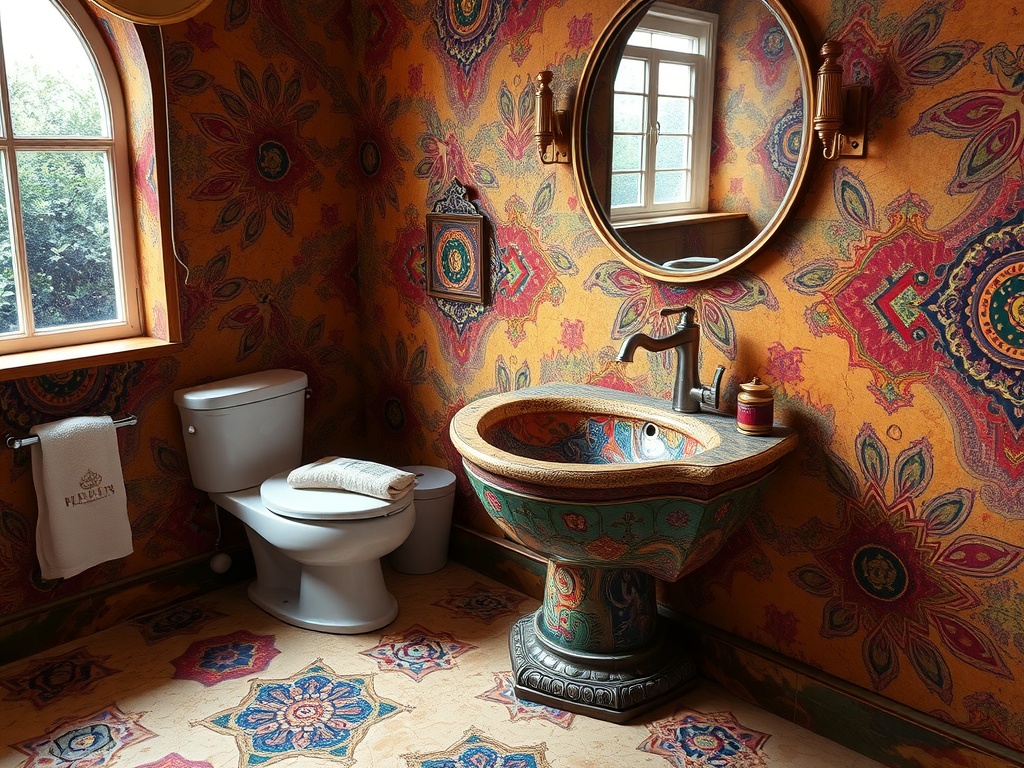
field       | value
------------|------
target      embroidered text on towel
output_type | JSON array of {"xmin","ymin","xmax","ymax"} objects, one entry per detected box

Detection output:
[{"xmin": 65, "ymin": 469, "xmax": 118, "ymax": 507}]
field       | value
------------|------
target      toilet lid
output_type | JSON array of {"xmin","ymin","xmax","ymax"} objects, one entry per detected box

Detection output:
[{"xmin": 260, "ymin": 473, "xmax": 411, "ymax": 521}]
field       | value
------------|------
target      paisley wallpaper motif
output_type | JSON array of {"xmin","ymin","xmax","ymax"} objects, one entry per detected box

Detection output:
[{"xmin": 1, "ymin": 0, "xmax": 1023, "ymax": 757}]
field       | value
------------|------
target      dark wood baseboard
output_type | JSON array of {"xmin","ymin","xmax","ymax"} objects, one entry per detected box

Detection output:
[{"xmin": 0, "ymin": 546, "xmax": 253, "ymax": 665}]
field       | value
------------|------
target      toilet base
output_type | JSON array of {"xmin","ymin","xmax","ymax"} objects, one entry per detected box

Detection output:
[{"xmin": 248, "ymin": 581, "xmax": 399, "ymax": 634}]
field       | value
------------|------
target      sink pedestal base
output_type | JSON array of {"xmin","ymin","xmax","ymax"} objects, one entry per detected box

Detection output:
[{"xmin": 509, "ymin": 561, "xmax": 697, "ymax": 723}]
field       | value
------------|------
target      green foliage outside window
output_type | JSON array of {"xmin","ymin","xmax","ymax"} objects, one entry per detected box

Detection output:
[{"xmin": 0, "ymin": 64, "xmax": 116, "ymax": 335}]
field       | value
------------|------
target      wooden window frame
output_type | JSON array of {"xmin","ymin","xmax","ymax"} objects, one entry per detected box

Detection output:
[
  {"xmin": 610, "ymin": 4, "xmax": 717, "ymax": 224},
  {"xmin": 0, "ymin": 0, "xmax": 180, "ymax": 380}
]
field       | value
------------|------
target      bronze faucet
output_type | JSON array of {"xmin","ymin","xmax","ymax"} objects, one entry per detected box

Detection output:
[{"xmin": 616, "ymin": 306, "xmax": 725, "ymax": 413}]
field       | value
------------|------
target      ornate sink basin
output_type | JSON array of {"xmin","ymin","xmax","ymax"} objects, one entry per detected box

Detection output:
[
  {"xmin": 451, "ymin": 383, "xmax": 796, "ymax": 581},
  {"xmin": 449, "ymin": 382, "xmax": 797, "ymax": 722},
  {"xmin": 482, "ymin": 409, "xmax": 708, "ymax": 464}
]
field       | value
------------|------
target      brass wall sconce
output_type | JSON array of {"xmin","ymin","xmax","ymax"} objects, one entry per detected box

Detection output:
[
  {"xmin": 814, "ymin": 41, "xmax": 868, "ymax": 160},
  {"xmin": 535, "ymin": 71, "xmax": 571, "ymax": 164}
]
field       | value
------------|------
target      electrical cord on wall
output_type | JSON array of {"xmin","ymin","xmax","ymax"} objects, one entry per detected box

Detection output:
[{"xmin": 158, "ymin": 28, "xmax": 190, "ymax": 286}]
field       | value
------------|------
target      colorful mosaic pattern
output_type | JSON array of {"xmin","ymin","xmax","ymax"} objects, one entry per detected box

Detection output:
[
  {"xmin": 131, "ymin": 605, "xmax": 226, "ymax": 645},
  {"xmin": 476, "ymin": 671, "xmax": 575, "ymax": 729},
  {"xmin": 638, "ymin": 708, "xmax": 770, "ymax": 768},
  {"xmin": 170, "ymin": 630, "xmax": 280, "ymax": 686},
  {"xmin": 432, "ymin": 581, "xmax": 527, "ymax": 624},
  {"xmin": 403, "ymin": 728, "xmax": 550, "ymax": 768},
  {"xmin": 360, "ymin": 624, "xmax": 477, "ymax": 682},
  {"xmin": 466, "ymin": 465, "xmax": 767, "ymax": 580},
  {"xmin": 0, "ymin": 648, "xmax": 119, "ymax": 709},
  {"xmin": 13, "ymin": 705, "xmax": 155, "ymax": 768},
  {"xmin": 199, "ymin": 659, "xmax": 405, "ymax": 767},
  {"xmin": 540, "ymin": 562, "xmax": 656, "ymax": 654},
  {"xmin": 483, "ymin": 411, "xmax": 705, "ymax": 463}
]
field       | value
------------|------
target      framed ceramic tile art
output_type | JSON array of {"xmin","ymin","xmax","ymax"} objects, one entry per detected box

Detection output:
[{"xmin": 426, "ymin": 180, "xmax": 488, "ymax": 304}]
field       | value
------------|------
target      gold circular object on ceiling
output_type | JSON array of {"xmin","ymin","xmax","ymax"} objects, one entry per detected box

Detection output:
[{"xmin": 88, "ymin": 0, "xmax": 214, "ymax": 25}]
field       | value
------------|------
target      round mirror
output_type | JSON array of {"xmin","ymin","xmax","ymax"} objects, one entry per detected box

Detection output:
[{"xmin": 573, "ymin": 0, "xmax": 814, "ymax": 282}]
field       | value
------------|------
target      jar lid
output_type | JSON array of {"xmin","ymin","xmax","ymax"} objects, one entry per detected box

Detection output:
[{"xmin": 740, "ymin": 377, "xmax": 773, "ymax": 395}]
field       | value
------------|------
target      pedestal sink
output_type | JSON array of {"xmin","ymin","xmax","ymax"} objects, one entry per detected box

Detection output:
[{"xmin": 449, "ymin": 382, "xmax": 797, "ymax": 722}]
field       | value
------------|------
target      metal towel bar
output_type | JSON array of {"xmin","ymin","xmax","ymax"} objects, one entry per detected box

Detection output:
[{"xmin": 5, "ymin": 415, "xmax": 138, "ymax": 450}]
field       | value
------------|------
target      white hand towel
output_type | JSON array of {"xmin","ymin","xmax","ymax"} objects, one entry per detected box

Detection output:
[
  {"xmin": 287, "ymin": 457, "xmax": 416, "ymax": 500},
  {"xmin": 30, "ymin": 416, "xmax": 133, "ymax": 580}
]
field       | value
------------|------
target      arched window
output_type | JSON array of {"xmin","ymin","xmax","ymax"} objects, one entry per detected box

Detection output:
[{"xmin": 0, "ymin": 0, "xmax": 142, "ymax": 354}]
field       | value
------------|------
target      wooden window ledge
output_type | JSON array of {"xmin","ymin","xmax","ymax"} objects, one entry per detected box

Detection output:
[
  {"xmin": 0, "ymin": 336, "xmax": 180, "ymax": 381},
  {"xmin": 613, "ymin": 211, "xmax": 748, "ymax": 230}
]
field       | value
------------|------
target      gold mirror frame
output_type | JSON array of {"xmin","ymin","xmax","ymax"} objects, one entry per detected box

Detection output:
[
  {"xmin": 87, "ymin": 0, "xmax": 213, "ymax": 25},
  {"xmin": 572, "ymin": 0, "xmax": 816, "ymax": 283}
]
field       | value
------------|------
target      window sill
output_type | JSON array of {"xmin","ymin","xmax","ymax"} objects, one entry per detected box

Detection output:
[
  {"xmin": 0, "ymin": 336, "xmax": 180, "ymax": 382},
  {"xmin": 613, "ymin": 211, "xmax": 748, "ymax": 230}
]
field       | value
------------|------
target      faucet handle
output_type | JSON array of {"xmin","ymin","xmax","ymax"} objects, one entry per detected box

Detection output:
[
  {"xmin": 700, "ymin": 365, "xmax": 726, "ymax": 410},
  {"xmin": 659, "ymin": 306, "xmax": 697, "ymax": 327}
]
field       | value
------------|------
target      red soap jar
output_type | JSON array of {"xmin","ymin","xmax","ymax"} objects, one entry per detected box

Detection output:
[{"xmin": 737, "ymin": 377, "xmax": 774, "ymax": 435}]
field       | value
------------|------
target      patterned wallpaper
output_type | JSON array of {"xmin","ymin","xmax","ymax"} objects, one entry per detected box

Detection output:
[{"xmin": 0, "ymin": 0, "xmax": 1022, "ymax": 757}]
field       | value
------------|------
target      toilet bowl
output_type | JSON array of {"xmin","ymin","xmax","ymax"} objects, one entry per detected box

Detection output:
[{"xmin": 173, "ymin": 369, "xmax": 415, "ymax": 634}]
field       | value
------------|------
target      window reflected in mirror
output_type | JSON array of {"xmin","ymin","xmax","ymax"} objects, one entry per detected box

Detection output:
[{"xmin": 609, "ymin": 4, "xmax": 716, "ymax": 221}]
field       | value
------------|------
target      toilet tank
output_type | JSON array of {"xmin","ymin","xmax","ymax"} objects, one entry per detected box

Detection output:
[{"xmin": 173, "ymin": 369, "xmax": 308, "ymax": 493}]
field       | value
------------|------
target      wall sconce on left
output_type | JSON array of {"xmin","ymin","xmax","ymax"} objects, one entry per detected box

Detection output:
[
  {"xmin": 86, "ymin": 0, "xmax": 213, "ymax": 24},
  {"xmin": 535, "ymin": 71, "xmax": 571, "ymax": 164}
]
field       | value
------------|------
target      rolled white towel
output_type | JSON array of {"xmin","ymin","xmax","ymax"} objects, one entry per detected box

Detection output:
[{"xmin": 287, "ymin": 457, "xmax": 416, "ymax": 500}]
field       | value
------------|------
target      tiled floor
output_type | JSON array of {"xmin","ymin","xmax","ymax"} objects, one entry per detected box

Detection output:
[{"xmin": 0, "ymin": 563, "xmax": 887, "ymax": 767}]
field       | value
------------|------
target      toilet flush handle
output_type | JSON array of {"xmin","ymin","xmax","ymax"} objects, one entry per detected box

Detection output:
[{"xmin": 187, "ymin": 425, "xmax": 196, "ymax": 434}]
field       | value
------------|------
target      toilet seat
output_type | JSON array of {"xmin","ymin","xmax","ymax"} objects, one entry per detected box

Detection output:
[{"xmin": 260, "ymin": 472, "xmax": 411, "ymax": 521}]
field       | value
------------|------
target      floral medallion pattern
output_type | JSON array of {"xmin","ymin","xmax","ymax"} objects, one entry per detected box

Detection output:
[
  {"xmin": 135, "ymin": 755, "xmax": 212, "ymax": 768},
  {"xmin": 790, "ymin": 425, "xmax": 1023, "ymax": 702},
  {"xmin": 338, "ymin": 75, "xmax": 412, "ymax": 224},
  {"xmin": 796, "ymin": 191, "xmax": 947, "ymax": 412},
  {"xmin": 199, "ymin": 659, "xmax": 405, "ymax": 767},
  {"xmin": 0, "ymin": 648, "xmax": 119, "ymax": 709},
  {"xmin": 432, "ymin": 581, "xmax": 528, "ymax": 623},
  {"xmin": 365, "ymin": 333, "xmax": 431, "ymax": 456},
  {"xmin": 13, "ymin": 705, "xmax": 155, "ymax": 768},
  {"xmin": 922, "ymin": 210, "xmax": 1024, "ymax": 429},
  {"xmin": 190, "ymin": 62, "xmax": 324, "ymax": 249},
  {"xmin": 359, "ymin": 624, "xmax": 477, "ymax": 681},
  {"xmin": 170, "ymin": 630, "xmax": 280, "ymax": 686},
  {"xmin": 790, "ymin": 171, "xmax": 1024, "ymax": 516},
  {"xmin": 130, "ymin": 604, "xmax": 226, "ymax": 645},
  {"xmin": 638, "ymin": 708, "xmax": 770, "ymax": 768},
  {"xmin": 426, "ymin": 0, "xmax": 561, "ymax": 111},
  {"xmin": 0, "ymin": 364, "xmax": 142, "ymax": 435},
  {"xmin": 403, "ymin": 728, "xmax": 550, "ymax": 768},
  {"xmin": 476, "ymin": 671, "xmax": 575, "ymax": 729}
]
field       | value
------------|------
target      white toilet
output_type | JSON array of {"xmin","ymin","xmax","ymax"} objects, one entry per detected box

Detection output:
[{"xmin": 173, "ymin": 369, "xmax": 416, "ymax": 634}]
